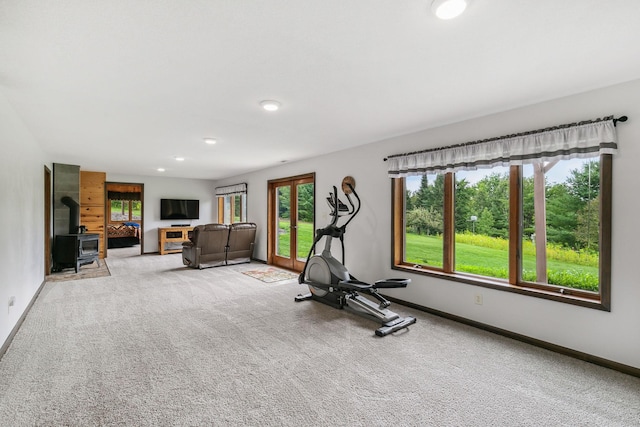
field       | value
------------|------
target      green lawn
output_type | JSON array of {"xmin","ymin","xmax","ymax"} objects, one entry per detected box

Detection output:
[
  {"xmin": 277, "ymin": 224, "xmax": 599, "ymax": 291},
  {"xmin": 277, "ymin": 220, "xmax": 314, "ymax": 260},
  {"xmin": 406, "ymin": 233, "xmax": 599, "ymax": 291}
]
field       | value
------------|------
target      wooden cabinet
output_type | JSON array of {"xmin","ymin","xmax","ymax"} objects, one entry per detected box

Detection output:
[{"xmin": 158, "ymin": 226, "xmax": 193, "ymax": 255}]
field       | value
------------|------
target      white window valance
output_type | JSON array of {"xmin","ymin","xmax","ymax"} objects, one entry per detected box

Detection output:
[
  {"xmin": 387, "ymin": 117, "xmax": 619, "ymax": 177},
  {"xmin": 215, "ymin": 183, "xmax": 247, "ymax": 197}
]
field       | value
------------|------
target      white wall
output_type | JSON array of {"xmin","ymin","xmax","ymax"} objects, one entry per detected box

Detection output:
[
  {"xmin": 106, "ymin": 174, "xmax": 216, "ymax": 253},
  {"xmin": 0, "ymin": 89, "xmax": 47, "ymax": 347},
  {"xmin": 215, "ymin": 79, "xmax": 640, "ymax": 369}
]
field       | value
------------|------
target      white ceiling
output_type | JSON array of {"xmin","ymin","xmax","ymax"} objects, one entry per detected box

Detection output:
[{"xmin": 2, "ymin": 0, "xmax": 640, "ymax": 180}]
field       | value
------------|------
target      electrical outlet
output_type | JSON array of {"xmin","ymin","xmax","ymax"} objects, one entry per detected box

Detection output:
[
  {"xmin": 474, "ymin": 294, "xmax": 483, "ymax": 305},
  {"xmin": 8, "ymin": 296, "xmax": 15, "ymax": 313}
]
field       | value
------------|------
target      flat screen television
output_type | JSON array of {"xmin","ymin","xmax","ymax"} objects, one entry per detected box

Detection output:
[{"xmin": 160, "ymin": 199, "xmax": 200, "ymax": 220}]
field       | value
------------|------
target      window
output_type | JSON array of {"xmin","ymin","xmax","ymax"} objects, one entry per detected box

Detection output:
[
  {"xmin": 218, "ymin": 194, "xmax": 247, "ymax": 224},
  {"xmin": 216, "ymin": 183, "xmax": 248, "ymax": 224},
  {"xmin": 107, "ymin": 188, "xmax": 142, "ymax": 224},
  {"xmin": 453, "ymin": 166, "xmax": 510, "ymax": 281},
  {"xmin": 390, "ymin": 117, "xmax": 617, "ymax": 310},
  {"xmin": 109, "ymin": 199, "xmax": 141, "ymax": 223}
]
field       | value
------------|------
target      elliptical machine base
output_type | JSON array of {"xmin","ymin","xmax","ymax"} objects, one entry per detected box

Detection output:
[{"xmin": 296, "ymin": 290, "xmax": 417, "ymax": 337}]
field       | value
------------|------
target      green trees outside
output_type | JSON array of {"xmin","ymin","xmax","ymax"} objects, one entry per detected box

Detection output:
[
  {"xmin": 296, "ymin": 183, "xmax": 314, "ymax": 222},
  {"xmin": 277, "ymin": 183, "xmax": 314, "ymax": 222},
  {"xmin": 407, "ymin": 161, "xmax": 599, "ymax": 251},
  {"xmin": 405, "ymin": 161, "xmax": 601, "ymax": 290},
  {"xmin": 110, "ymin": 200, "xmax": 141, "ymax": 221},
  {"xmin": 277, "ymin": 186, "xmax": 291, "ymax": 219}
]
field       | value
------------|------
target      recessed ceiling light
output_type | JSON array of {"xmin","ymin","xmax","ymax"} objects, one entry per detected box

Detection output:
[
  {"xmin": 157, "ymin": 168, "xmax": 165, "ymax": 172},
  {"xmin": 175, "ymin": 156, "xmax": 185, "ymax": 161},
  {"xmin": 432, "ymin": 0, "xmax": 468, "ymax": 20},
  {"xmin": 260, "ymin": 100, "xmax": 281, "ymax": 112},
  {"xmin": 204, "ymin": 138, "xmax": 217, "ymax": 145}
]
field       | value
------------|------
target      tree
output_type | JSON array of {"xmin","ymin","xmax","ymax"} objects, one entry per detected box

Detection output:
[
  {"xmin": 476, "ymin": 208, "xmax": 495, "ymax": 236},
  {"xmin": 277, "ymin": 186, "xmax": 290, "ymax": 219},
  {"xmin": 414, "ymin": 174, "xmax": 444, "ymax": 210},
  {"xmin": 406, "ymin": 189, "xmax": 416, "ymax": 211},
  {"xmin": 424, "ymin": 174, "xmax": 445, "ymax": 213},
  {"xmin": 406, "ymin": 174, "xmax": 446, "ymax": 237},
  {"xmin": 472, "ymin": 173, "xmax": 509, "ymax": 238},
  {"xmin": 454, "ymin": 177, "xmax": 473, "ymax": 232},
  {"xmin": 296, "ymin": 183, "xmax": 314, "ymax": 222},
  {"xmin": 522, "ymin": 176, "xmax": 535, "ymax": 235},
  {"xmin": 545, "ymin": 183, "xmax": 579, "ymax": 248},
  {"xmin": 412, "ymin": 175, "xmax": 430, "ymax": 209},
  {"xmin": 576, "ymin": 196, "xmax": 600, "ymax": 251},
  {"xmin": 566, "ymin": 160, "xmax": 599, "ymax": 203},
  {"xmin": 406, "ymin": 207, "xmax": 443, "ymax": 236}
]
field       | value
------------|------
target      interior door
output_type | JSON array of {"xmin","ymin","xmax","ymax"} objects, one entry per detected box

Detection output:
[
  {"xmin": 44, "ymin": 166, "xmax": 52, "ymax": 275},
  {"xmin": 268, "ymin": 174, "xmax": 314, "ymax": 271}
]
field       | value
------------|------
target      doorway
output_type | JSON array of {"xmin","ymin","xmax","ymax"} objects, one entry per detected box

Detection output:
[
  {"xmin": 105, "ymin": 182, "xmax": 144, "ymax": 256},
  {"xmin": 44, "ymin": 166, "xmax": 51, "ymax": 275},
  {"xmin": 267, "ymin": 173, "xmax": 315, "ymax": 271}
]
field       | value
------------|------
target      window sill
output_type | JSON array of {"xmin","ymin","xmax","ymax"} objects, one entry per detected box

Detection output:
[{"xmin": 392, "ymin": 264, "xmax": 609, "ymax": 311}]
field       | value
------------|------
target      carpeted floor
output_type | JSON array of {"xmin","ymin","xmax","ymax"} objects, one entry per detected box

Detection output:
[{"xmin": 1, "ymin": 252, "xmax": 639, "ymax": 426}]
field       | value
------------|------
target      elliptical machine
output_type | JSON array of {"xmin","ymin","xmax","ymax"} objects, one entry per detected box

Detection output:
[{"xmin": 295, "ymin": 176, "xmax": 416, "ymax": 337}]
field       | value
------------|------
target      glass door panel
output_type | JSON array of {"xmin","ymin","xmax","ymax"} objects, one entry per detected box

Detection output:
[
  {"xmin": 296, "ymin": 182, "xmax": 314, "ymax": 262},
  {"xmin": 276, "ymin": 185, "xmax": 291, "ymax": 258}
]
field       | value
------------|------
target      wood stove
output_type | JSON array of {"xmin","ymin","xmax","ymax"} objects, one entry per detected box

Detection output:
[
  {"xmin": 52, "ymin": 194, "xmax": 100, "ymax": 273},
  {"xmin": 53, "ymin": 233, "xmax": 100, "ymax": 273}
]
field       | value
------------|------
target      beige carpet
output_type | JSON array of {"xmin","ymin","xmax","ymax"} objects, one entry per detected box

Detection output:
[{"xmin": 1, "ymin": 252, "xmax": 639, "ymax": 426}]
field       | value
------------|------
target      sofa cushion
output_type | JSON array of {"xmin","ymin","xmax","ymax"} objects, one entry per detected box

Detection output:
[{"xmin": 226, "ymin": 222, "xmax": 257, "ymax": 265}]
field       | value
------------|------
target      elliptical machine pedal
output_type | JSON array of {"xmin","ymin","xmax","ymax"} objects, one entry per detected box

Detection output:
[
  {"xmin": 295, "ymin": 176, "xmax": 416, "ymax": 336},
  {"xmin": 376, "ymin": 316, "xmax": 417, "ymax": 337}
]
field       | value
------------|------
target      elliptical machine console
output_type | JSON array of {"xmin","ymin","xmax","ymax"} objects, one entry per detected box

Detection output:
[{"xmin": 295, "ymin": 176, "xmax": 416, "ymax": 337}]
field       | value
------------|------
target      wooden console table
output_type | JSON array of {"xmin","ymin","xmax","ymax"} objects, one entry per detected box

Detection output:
[{"xmin": 158, "ymin": 226, "xmax": 194, "ymax": 255}]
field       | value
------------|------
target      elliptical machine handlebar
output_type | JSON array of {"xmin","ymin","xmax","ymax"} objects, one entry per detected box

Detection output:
[
  {"xmin": 318, "ymin": 183, "xmax": 361, "ymax": 241},
  {"xmin": 327, "ymin": 183, "xmax": 359, "ymax": 223}
]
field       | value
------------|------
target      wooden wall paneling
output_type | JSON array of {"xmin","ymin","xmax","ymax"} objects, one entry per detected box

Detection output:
[
  {"xmin": 106, "ymin": 183, "xmax": 141, "ymax": 193},
  {"xmin": 80, "ymin": 206, "xmax": 106, "ymax": 231},
  {"xmin": 80, "ymin": 171, "xmax": 106, "ymax": 259}
]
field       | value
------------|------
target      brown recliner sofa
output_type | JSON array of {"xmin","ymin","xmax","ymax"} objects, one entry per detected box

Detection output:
[{"xmin": 182, "ymin": 222, "xmax": 256, "ymax": 269}]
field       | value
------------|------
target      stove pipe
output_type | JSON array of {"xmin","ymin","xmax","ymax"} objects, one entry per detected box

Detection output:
[{"xmin": 61, "ymin": 196, "xmax": 80, "ymax": 234}]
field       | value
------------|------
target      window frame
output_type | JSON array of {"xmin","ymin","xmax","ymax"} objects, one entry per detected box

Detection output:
[
  {"xmin": 108, "ymin": 199, "xmax": 141, "ymax": 224},
  {"xmin": 217, "ymin": 194, "xmax": 247, "ymax": 224},
  {"xmin": 392, "ymin": 155, "xmax": 612, "ymax": 311}
]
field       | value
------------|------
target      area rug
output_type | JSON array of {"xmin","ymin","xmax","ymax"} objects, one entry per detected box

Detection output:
[
  {"xmin": 46, "ymin": 260, "xmax": 111, "ymax": 282},
  {"xmin": 242, "ymin": 267, "xmax": 298, "ymax": 283}
]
